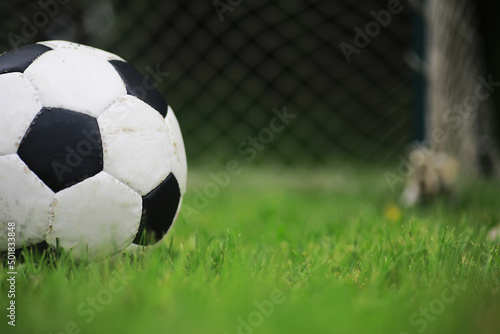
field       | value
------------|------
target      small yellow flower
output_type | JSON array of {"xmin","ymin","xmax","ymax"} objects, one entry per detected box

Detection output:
[{"xmin": 384, "ymin": 203, "xmax": 401, "ymax": 223}]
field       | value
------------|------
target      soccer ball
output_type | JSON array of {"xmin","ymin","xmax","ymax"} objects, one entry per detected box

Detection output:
[{"xmin": 0, "ymin": 41, "xmax": 187, "ymax": 258}]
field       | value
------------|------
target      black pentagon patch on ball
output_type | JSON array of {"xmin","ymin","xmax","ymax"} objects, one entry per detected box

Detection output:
[
  {"xmin": 0, "ymin": 44, "xmax": 52, "ymax": 74},
  {"xmin": 109, "ymin": 60, "xmax": 168, "ymax": 117},
  {"xmin": 133, "ymin": 173, "xmax": 181, "ymax": 245},
  {"xmin": 17, "ymin": 108, "xmax": 103, "ymax": 193}
]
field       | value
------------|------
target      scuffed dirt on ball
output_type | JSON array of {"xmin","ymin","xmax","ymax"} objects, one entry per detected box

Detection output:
[
  {"xmin": 50, "ymin": 198, "xmax": 58, "ymax": 209},
  {"xmin": 49, "ymin": 199, "xmax": 58, "ymax": 219}
]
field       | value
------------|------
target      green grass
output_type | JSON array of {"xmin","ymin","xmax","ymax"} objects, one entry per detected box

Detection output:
[{"xmin": 1, "ymin": 166, "xmax": 500, "ymax": 334}]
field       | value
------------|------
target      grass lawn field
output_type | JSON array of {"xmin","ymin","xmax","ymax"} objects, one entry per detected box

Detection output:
[{"xmin": 1, "ymin": 165, "xmax": 500, "ymax": 334}]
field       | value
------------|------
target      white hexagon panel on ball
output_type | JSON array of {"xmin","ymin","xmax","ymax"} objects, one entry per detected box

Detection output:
[
  {"xmin": 46, "ymin": 172, "xmax": 143, "ymax": 259},
  {"xmin": 0, "ymin": 155, "xmax": 54, "ymax": 251}
]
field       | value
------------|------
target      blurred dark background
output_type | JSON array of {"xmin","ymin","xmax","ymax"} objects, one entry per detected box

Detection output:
[{"xmin": 1, "ymin": 0, "xmax": 498, "ymax": 166}]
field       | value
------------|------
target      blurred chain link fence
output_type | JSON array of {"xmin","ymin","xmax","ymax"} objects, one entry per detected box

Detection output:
[{"xmin": 1, "ymin": 0, "xmax": 415, "ymax": 165}]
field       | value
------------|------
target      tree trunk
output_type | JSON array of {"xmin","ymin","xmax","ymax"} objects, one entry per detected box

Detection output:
[{"xmin": 425, "ymin": 0, "xmax": 500, "ymax": 177}]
